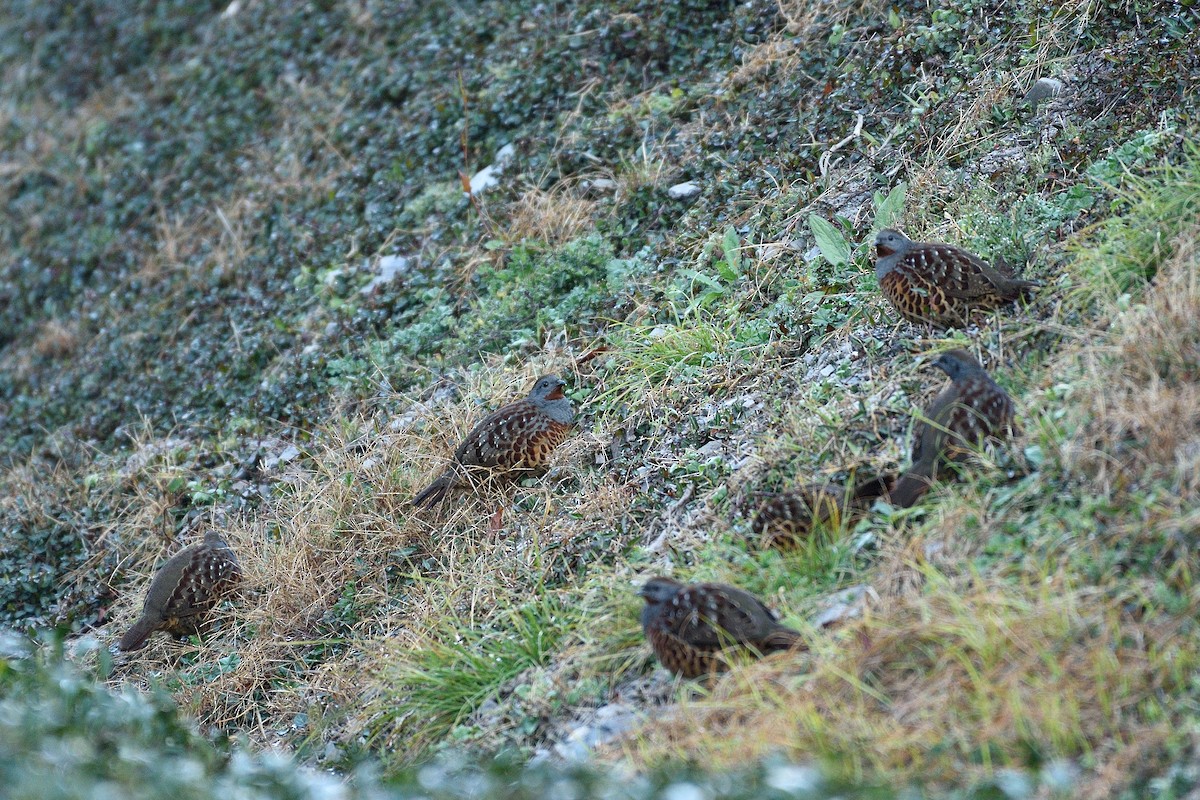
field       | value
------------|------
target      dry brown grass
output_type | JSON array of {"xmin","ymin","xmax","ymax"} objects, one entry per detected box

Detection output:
[
  {"xmin": 106, "ymin": 363, "xmax": 620, "ymax": 746},
  {"xmin": 504, "ymin": 179, "xmax": 600, "ymax": 246},
  {"xmin": 729, "ymin": 0, "xmax": 883, "ymax": 88},
  {"xmin": 33, "ymin": 318, "xmax": 80, "ymax": 360},
  {"xmin": 619, "ymin": 574, "xmax": 1192, "ymax": 783},
  {"xmin": 1068, "ymin": 228, "xmax": 1200, "ymax": 498},
  {"xmin": 586, "ymin": 177, "xmax": 1200, "ymax": 787}
]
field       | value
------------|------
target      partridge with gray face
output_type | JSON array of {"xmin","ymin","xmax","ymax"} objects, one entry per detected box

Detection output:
[
  {"xmin": 752, "ymin": 473, "xmax": 893, "ymax": 549},
  {"xmin": 890, "ymin": 350, "xmax": 1017, "ymax": 508},
  {"xmin": 874, "ymin": 229, "xmax": 1038, "ymax": 327},
  {"xmin": 411, "ymin": 374, "xmax": 575, "ymax": 508},
  {"xmin": 118, "ymin": 529, "xmax": 242, "ymax": 651},
  {"xmin": 639, "ymin": 576, "xmax": 803, "ymax": 678}
]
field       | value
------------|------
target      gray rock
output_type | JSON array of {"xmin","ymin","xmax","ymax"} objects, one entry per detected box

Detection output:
[
  {"xmin": 262, "ymin": 444, "xmax": 301, "ymax": 470},
  {"xmin": 975, "ymin": 146, "xmax": 1028, "ymax": 177},
  {"xmin": 1040, "ymin": 759, "xmax": 1080, "ymax": 792},
  {"xmin": 360, "ymin": 254, "xmax": 412, "ymax": 294},
  {"xmin": 584, "ymin": 177, "xmax": 617, "ymax": 194},
  {"xmin": 667, "ymin": 181, "xmax": 701, "ymax": 200},
  {"xmin": 813, "ymin": 584, "xmax": 877, "ymax": 629},
  {"xmin": 765, "ymin": 764, "xmax": 823, "ymax": 793},
  {"xmin": 994, "ymin": 768, "xmax": 1035, "ymax": 798},
  {"xmin": 468, "ymin": 143, "xmax": 517, "ymax": 195},
  {"xmin": 552, "ymin": 703, "xmax": 640, "ymax": 762},
  {"xmin": 1023, "ymin": 77, "xmax": 1063, "ymax": 108},
  {"xmin": 662, "ymin": 783, "xmax": 705, "ymax": 800}
]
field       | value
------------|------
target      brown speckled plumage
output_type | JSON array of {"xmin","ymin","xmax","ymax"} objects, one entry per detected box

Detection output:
[
  {"xmin": 891, "ymin": 350, "xmax": 1017, "ymax": 508},
  {"xmin": 874, "ymin": 229, "xmax": 1038, "ymax": 327},
  {"xmin": 639, "ymin": 576, "xmax": 803, "ymax": 679},
  {"xmin": 411, "ymin": 374, "xmax": 575, "ymax": 508},
  {"xmin": 118, "ymin": 529, "xmax": 242, "ymax": 651},
  {"xmin": 752, "ymin": 474, "xmax": 893, "ymax": 549}
]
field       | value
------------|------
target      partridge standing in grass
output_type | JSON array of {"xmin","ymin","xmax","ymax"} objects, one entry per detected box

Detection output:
[
  {"xmin": 639, "ymin": 576, "xmax": 803, "ymax": 679},
  {"xmin": 752, "ymin": 473, "xmax": 894, "ymax": 549},
  {"xmin": 118, "ymin": 529, "xmax": 243, "ymax": 651},
  {"xmin": 874, "ymin": 229, "xmax": 1038, "ymax": 327},
  {"xmin": 411, "ymin": 374, "xmax": 575, "ymax": 508},
  {"xmin": 890, "ymin": 349, "xmax": 1017, "ymax": 508}
]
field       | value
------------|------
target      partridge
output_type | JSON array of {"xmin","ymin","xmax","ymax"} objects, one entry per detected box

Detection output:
[
  {"xmin": 639, "ymin": 576, "xmax": 803, "ymax": 679},
  {"xmin": 118, "ymin": 529, "xmax": 242, "ymax": 651},
  {"xmin": 752, "ymin": 473, "xmax": 893, "ymax": 549},
  {"xmin": 411, "ymin": 374, "xmax": 575, "ymax": 508},
  {"xmin": 890, "ymin": 349, "xmax": 1017, "ymax": 508},
  {"xmin": 874, "ymin": 229, "xmax": 1038, "ymax": 327}
]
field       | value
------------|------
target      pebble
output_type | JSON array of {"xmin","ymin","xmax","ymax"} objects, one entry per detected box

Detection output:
[
  {"xmin": 360, "ymin": 254, "xmax": 412, "ymax": 294},
  {"xmin": 262, "ymin": 444, "xmax": 301, "ymax": 470},
  {"xmin": 468, "ymin": 143, "xmax": 517, "ymax": 195},
  {"xmin": 765, "ymin": 764, "xmax": 822, "ymax": 793},
  {"xmin": 812, "ymin": 584, "xmax": 877, "ymax": 629},
  {"xmin": 1022, "ymin": 77, "xmax": 1063, "ymax": 108},
  {"xmin": 552, "ymin": 703, "xmax": 640, "ymax": 762},
  {"xmin": 667, "ymin": 181, "xmax": 700, "ymax": 200},
  {"xmin": 584, "ymin": 177, "xmax": 617, "ymax": 194}
]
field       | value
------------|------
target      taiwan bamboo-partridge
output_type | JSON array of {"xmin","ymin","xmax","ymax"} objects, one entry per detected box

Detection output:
[
  {"xmin": 874, "ymin": 229, "xmax": 1038, "ymax": 327},
  {"xmin": 890, "ymin": 350, "xmax": 1017, "ymax": 508},
  {"xmin": 639, "ymin": 576, "xmax": 803, "ymax": 679},
  {"xmin": 118, "ymin": 529, "xmax": 242, "ymax": 651},
  {"xmin": 752, "ymin": 473, "xmax": 893, "ymax": 549},
  {"xmin": 411, "ymin": 374, "xmax": 575, "ymax": 508}
]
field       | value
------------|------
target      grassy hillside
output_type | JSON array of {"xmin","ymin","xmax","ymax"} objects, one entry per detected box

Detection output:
[{"xmin": 2, "ymin": 0, "xmax": 1199, "ymax": 796}]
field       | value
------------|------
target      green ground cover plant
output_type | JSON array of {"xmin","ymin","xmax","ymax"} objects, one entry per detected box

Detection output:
[{"xmin": 2, "ymin": 0, "xmax": 1199, "ymax": 797}]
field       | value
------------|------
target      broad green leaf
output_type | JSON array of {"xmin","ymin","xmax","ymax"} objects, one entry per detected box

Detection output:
[
  {"xmin": 808, "ymin": 214, "xmax": 851, "ymax": 267},
  {"xmin": 874, "ymin": 183, "xmax": 907, "ymax": 229},
  {"xmin": 721, "ymin": 226, "xmax": 741, "ymax": 274}
]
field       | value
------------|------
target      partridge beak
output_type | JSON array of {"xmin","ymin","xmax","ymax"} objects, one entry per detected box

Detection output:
[{"xmin": 545, "ymin": 379, "xmax": 567, "ymax": 401}]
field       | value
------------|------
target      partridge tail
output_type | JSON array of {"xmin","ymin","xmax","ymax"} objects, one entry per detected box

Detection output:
[
  {"xmin": 760, "ymin": 626, "xmax": 805, "ymax": 653},
  {"xmin": 890, "ymin": 469, "xmax": 933, "ymax": 509},
  {"xmin": 411, "ymin": 472, "xmax": 455, "ymax": 508},
  {"xmin": 852, "ymin": 472, "xmax": 897, "ymax": 503},
  {"xmin": 118, "ymin": 616, "xmax": 158, "ymax": 652},
  {"xmin": 1004, "ymin": 276, "xmax": 1041, "ymax": 300}
]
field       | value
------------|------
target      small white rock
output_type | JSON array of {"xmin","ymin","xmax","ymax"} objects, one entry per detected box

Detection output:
[
  {"xmin": 765, "ymin": 764, "xmax": 822, "ymax": 793},
  {"xmin": 1023, "ymin": 77, "xmax": 1063, "ymax": 107},
  {"xmin": 995, "ymin": 768, "xmax": 1035, "ymax": 798},
  {"xmin": 469, "ymin": 164, "xmax": 502, "ymax": 194},
  {"xmin": 667, "ymin": 181, "xmax": 700, "ymax": 200},
  {"xmin": 494, "ymin": 142, "xmax": 516, "ymax": 166},
  {"xmin": 360, "ymin": 255, "xmax": 412, "ymax": 294},
  {"xmin": 467, "ymin": 144, "xmax": 517, "ymax": 195},
  {"xmin": 662, "ymin": 782, "xmax": 706, "ymax": 800},
  {"xmin": 586, "ymin": 177, "xmax": 617, "ymax": 193}
]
